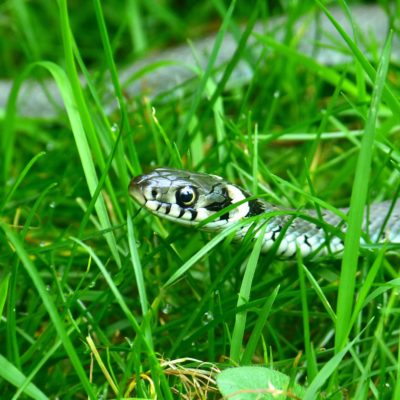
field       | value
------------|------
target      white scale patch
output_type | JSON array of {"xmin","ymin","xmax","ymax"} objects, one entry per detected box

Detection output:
[
  {"xmin": 196, "ymin": 208, "xmax": 210, "ymax": 222},
  {"xmin": 261, "ymin": 238, "xmax": 274, "ymax": 252},
  {"xmin": 281, "ymin": 241, "xmax": 297, "ymax": 257},
  {"xmin": 146, "ymin": 200, "xmax": 160, "ymax": 211},
  {"xmin": 226, "ymin": 184, "xmax": 249, "ymax": 221},
  {"xmin": 168, "ymin": 203, "xmax": 182, "ymax": 218},
  {"xmin": 202, "ymin": 218, "xmax": 230, "ymax": 233}
]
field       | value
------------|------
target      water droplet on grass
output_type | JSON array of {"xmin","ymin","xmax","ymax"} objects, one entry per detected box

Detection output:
[
  {"xmin": 162, "ymin": 303, "xmax": 172, "ymax": 314},
  {"xmin": 202, "ymin": 311, "xmax": 214, "ymax": 325},
  {"xmin": 111, "ymin": 123, "xmax": 119, "ymax": 133}
]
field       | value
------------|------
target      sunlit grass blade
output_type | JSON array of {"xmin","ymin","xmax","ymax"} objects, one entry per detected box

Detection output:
[
  {"xmin": 302, "ymin": 265, "xmax": 336, "ymax": 323},
  {"xmin": 127, "ymin": 215, "xmax": 153, "ymax": 346},
  {"xmin": 394, "ymin": 333, "xmax": 400, "ymax": 400},
  {"xmin": 241, "ymin": 285, "xmax": 279, "ymax": 364},
  {"xmin": 335, "ymin": 31, "xmax": 393, "ymax": 352},
  {"xmin": 298, "ymin": 253, "xmax": 318, "ymax": 382},
  {"xmin": 34, "ymin": 60, "xmax": 121, "ymax": 267},
  {"xmin": 348, "ymin": 246, "xmax": 386, "ymax": 330},
  {"xmin": 230, "ymin": 224, "xmax": 267, "ymax": 362},
  {"xmin": 163, "ymin": 221, "xmax": 245, "ymax": 288},
  {"xmin": 0, "ymin": 274, "xmax": 10, "ymax": 324}
]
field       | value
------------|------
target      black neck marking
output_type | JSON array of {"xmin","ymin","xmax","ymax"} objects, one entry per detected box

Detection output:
[
  {"xmin": 205, "ymin": 187, "xmax": 232, "ymax": 212},
  {"xmin": 246, "ymin": 198, "xmax": 266, "ymax": 217}
]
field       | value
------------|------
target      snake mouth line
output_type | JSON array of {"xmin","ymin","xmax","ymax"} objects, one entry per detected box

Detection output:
[{"xmin": 129, "ymin": 177, "xmax": 147, "ymax": 205}]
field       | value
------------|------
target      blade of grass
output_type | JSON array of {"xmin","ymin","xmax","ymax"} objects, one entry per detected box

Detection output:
[
  {"xmin": 163, "ymin": 220, "xmax": 246, "ymax": 288},
  {"xmin": 92, "ymin": 0, "xmax": 141, "ymax": 176},
  {"xmin": 168, "ymin": 235, "xmax": 255, "ymax": 357},
  {"xmin": 255, "ymin": 34, "xmax": 359, "ymax": 98},
  {"xmin": 151, "ymin": 109, "xmax": 182, "ymax": 168},
  {"xmin": 230, "ymin": 224, "xmax": 266, "ymax": 362},
  {"xmin": 0, "ymin": 354, "xmax": 48, "ymax": 400},
  {"xmin": 186, "ymin": 0, "xmax": 262, "ymax": 150},
  {"xmin": 302, "ymin": 265, "xmax": 336, "ymax": 323},
  {"xmin": 0, "ymin": 151, "xmax": 46, "ymax": 213},
  {"xmin": 12, "ymin": 328, "xmax": 76, "ymax": 400},
  {"xmin": 304, "ymin": 326, "xmax": 368, "ymax": 400},
  {"xmin": 241, "ymin": 285, "xmax": 279, "ymax": 364},
  {"xmin": 0, "ymin": 222, "xmax": 97, "ymax": 399},
  {"xmin": 316, "ymin": 0, "xmax": 400, "ymax": 116},
  {"xmin": 73, "ymin": 44, "xmax": 125, "ymax": 223},
  {"xmin": 335, "ymin": 31, "xmax": 392, "ymax": 352},
  {"xmin": 348, "ymin": 245, "xmax": 386, "ymax": 332},
  {"xmin": 127, "ymin": 216, "xmax": 149, "ymax": 315},
  {"xmin": 394, "ymin": 333, "xmax": 400, "ymax": 399},
  {"xmin": 70, "ymin": 237, "xmax": 173, "ymax": 400},
  {"xmin": 0, "ymin": 274, "xmax": 10, "ymax": 324},
  {"xmin": 126, "ymin": 0, "xmax": 146, "ymax": 54},
  {"xmin": 11, "ymin": 0, "xmax": 41, "ymax": 60},
  {"xmin": 353, "ymin": 285, "xmax": 399, "ymax": 398},
  {"xmin": 176, "ymin": 0, "xmax": 237, "ymax": 145},
  {"xmin": 57, "ymin": 0, "xmax": 122, "ymax": 267},
  {"xmin": 35, "ymin": 60, "xmax": 121, "ymax": 267},
  {"xmin": 86, "ymin": 335, "xmax": 119, "ymax": 395},
  {"xmin": 297, "ymin": 251, "xmax": 318, "ymax": 382},
  {"xmin": 57, "ymin": 0, "xmax": 105, "ymax": 168},
  {"xmin": 127, "ymin": 214, "xmax": 153, "ymax": 346}
]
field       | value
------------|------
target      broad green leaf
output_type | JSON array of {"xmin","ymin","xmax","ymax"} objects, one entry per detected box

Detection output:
[{"xmin": 217, "ymin": 366, "xmax": 305, "ymax": 400}]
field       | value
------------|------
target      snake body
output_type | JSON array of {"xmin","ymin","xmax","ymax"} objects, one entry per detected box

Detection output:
[
  {"xmin": 130, "ymin": 168, "xmax": 400, "ymax": 258},
  {"xmin": 1, "ymin": 4, "xmax": 398, "ymax": 118}
]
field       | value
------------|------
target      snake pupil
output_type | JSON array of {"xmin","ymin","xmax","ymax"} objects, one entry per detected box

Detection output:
[{"xmin": 176, "ymin": 186, "xmax": 196, "ymax": 207}]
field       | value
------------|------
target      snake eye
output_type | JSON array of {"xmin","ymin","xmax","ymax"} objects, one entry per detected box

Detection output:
[{"xmin": 176, "ymin": 186, "xmax": 197, "ymax": 207}]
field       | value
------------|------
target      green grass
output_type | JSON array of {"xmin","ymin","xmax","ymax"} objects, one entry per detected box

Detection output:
[{"xmin": 1, "ymin": 0, "xmax": 399, "ymax": 398}]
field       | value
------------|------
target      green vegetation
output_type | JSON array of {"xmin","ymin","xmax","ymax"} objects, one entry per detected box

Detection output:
[{"xmin": 0, "ymin": 0, "xmax": 399, "ymax": 398}]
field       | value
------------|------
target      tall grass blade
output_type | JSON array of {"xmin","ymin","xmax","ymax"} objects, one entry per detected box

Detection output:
[{"xmin": 335, "ymin": 31, "xmax": 392, "ymax": 352}]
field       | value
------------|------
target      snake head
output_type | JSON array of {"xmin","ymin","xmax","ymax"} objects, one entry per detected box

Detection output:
[{"xmin": 129, "ymin": 168, "xmax": 262, "ymax": 229}]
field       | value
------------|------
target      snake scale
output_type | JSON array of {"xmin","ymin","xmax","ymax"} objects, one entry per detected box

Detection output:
[{"xmin": 130, "ymin": 169, "xmax": 400, "ymax": 258}]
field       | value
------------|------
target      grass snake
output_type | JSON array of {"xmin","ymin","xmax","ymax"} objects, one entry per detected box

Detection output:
[{"xmin": 129, "ymin": 168, "xmax": 400, "ymax": 258}]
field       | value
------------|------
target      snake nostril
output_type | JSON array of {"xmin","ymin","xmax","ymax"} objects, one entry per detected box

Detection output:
[
  {"xmin": 128, "ymin": 180, "xmax": 137, "ymax": 192},
  {"xmin": 129, "ymin": 174, "xmax": 145, "ymax": 189},
  {"xmin": 151, "ymin": 189, "xmax": 158, "ymax": 198}
]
